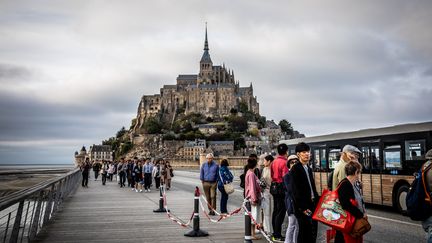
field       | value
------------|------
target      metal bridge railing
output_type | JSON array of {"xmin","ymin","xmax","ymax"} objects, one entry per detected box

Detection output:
[{"xmin": 0, "ymin": 168, "xmax": 81, "ymax": 243}]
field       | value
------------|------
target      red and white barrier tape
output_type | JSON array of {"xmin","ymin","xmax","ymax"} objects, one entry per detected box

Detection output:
[
  {"xmin": 161, "ymin": 185, "xmax": 194, "ymax": 228},
  {"xmin": 242, "ymin": 199, "xmax": 274, "ymax": 243}
]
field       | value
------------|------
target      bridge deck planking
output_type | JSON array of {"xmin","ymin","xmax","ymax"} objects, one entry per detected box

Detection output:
[{"xmin": 33, "ymin": 177, "xmax": 265, "ymax": 243}]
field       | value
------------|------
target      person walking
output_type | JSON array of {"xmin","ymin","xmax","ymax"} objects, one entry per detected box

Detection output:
[
  {"xmin": 261, "ymin": 154, "xmax": 274, "ymax": 234},
  {"xmin": 165, "ymin": 161, "xmax": 173, "ymax": 190},
  {"xmin": 200, "ymin": 153, "xmax": 219, "ymax": 215},
  {"xmin": 152, "ymin": 160, "xmax": 162, "ymax": 189},
  {"xmin": 332, "ymin": 145, "xmax": 361, "ymax": 190},
  {"xmin": 143, "ymin": 159, "xmax": 153, "ymax": 192},
  {"xmin": 218, "ymin": 159, "xmax": 234, "ymax": 215},
  {"xmin": 81, "ymin": 158, "xmax": 91, "ymax": 187},
  {"xmin": 291, "ymin": 142, "xmax": 319, "ymax": 243},
  {"xmin": 245, "ymin": 157, "xmax": 262, "ymax": 240},
  {"xmin": 335, "ymin": 161, "xmax": 366, "ymax": 243},
  {"xmin": 271, "ymin": 144, "xmax": 289, "ymax": 242},
  {"xmin": 92, "ymin": 160, "xmax": 101, "ymax": 181},
  {"xmin": 284, "ymin": 155, "xmax": 299, "ymax": 243},
  {"xmin": 117, "ymin": 158, "xmax": 127, "ymax": 187},
  {"xmin": 133, "ymin": 160, "xmax": 143, "ymax": 192},
  {"xmin": 100, "ymin": 161, "xmax": 109, "ymax": 186},
  {"xmin": 108, "ymin": 162, "xmax": 115, "ymax": 181}
]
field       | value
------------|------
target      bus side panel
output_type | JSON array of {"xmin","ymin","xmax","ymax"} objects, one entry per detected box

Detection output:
[
  {"xmin": 381, "ymin": 175, "xmax": 415, "ymax": 207},
  {"xmin": 314, "ymin": 172, "xmax": 322, "ymax": 195},
  {"xmin": 313, "ymin": 172, "xmax": 329, "ymax": 195},
  {"xmin": 371, "ymin": 174, "xmax": 383, "ymax": 205},
  {"xmin": 321, "ymin": 172, "xmax": 329, "ymax": 192},
  {"xmin": 361, "ymin": 174, "xmax": 372, "ymax": 203}
]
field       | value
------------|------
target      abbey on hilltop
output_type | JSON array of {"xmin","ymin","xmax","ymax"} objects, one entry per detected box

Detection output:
[{"xmin": 133, "ymin": 26, "xmax": 259, "ymax": 133}]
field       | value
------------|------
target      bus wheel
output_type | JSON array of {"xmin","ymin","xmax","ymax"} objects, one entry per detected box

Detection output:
[{"xmin": 396, "ymin": 184, "xmax": 409, "ymax": 214}]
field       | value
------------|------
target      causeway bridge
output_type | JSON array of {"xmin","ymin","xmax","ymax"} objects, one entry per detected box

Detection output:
[{"xmin": 0, "ymin": 169, "xmax": 425, "ymax": 243}]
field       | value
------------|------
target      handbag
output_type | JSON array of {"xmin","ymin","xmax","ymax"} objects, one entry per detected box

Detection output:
[
  {"xmin": 219, "ymin": 170, "xmax": 234, "ymax": 194},
  {"xmin": 350, "ymin": 217, "xmax": 371, "ymax": 238},
  {"xmin": 312, "ymin": 187, "xmax": 356, "ymax": 233},
  {"xmin": 270, "ymin": 181, "xmax": 284, "ymax": 195}
]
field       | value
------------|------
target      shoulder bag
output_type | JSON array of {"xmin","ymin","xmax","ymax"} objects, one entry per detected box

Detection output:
[
  {"xmin": 350, "ymin": 217, "xmax": 371, "ymax": 238},
  {"xmin": 220, "ymin": 170, "xmax": 234, "ymax": 194},
  {"xmin": 312, "ymin": 185, "xmax": 356, "ymax": 233}
]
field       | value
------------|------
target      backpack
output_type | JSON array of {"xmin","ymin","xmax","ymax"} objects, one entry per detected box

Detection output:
[
  {"xmin": 406, "ymin": 161, "xmax": 432, "ymax": 221},
  {"xmin": 327, "ymin": 170, "xmax": 334, "ymax": 191},
  {"xmin": 240, "ymin": 173, "xmax": 245, "ymax": 188}
]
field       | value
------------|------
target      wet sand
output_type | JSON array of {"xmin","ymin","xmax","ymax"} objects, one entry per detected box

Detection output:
[{"xmin": 0, "ymin": 166, "xmax": 75, "ymax": 197}]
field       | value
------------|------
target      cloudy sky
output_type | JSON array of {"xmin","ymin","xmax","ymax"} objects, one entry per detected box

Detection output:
[{"xmin": 1, "ymin": 1, "xmax": 431, "ymax": 164}]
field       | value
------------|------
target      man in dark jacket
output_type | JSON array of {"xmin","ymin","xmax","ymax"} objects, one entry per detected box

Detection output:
[
  {"xmin": 422, "ymin": 149, "xmax": 432, "ymax": 242},
  {"xmin": 291, "ymin": 142, "xmax": 319, "ymax": 243}
]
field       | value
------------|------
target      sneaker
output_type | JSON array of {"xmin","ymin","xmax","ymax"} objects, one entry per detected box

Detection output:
[
  {"xmin": 271, "ymin": 236, "xmax": 284, "ymax": 242},
  {"xmin": 139, "ymin": 189, "xmax": 143, "ymax": 192},
  {"xmin": 132, "ymin": 188, "xmax": 135, "ymax": 191},
  {"xmin": 147, "ymin": 189, "xmax": 151, "ymax": 192}
]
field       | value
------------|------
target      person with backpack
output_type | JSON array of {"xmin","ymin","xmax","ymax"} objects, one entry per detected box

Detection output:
[
  {"xmin": 412, "ymin": 149, "xmax": 432, "ymax": 242},
  {"xmin": 271, "ymin": 144, "xmax": 289, "ymax": 242}
]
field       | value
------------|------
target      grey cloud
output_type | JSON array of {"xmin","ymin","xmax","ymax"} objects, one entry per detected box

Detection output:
[{"xmin": 0, "ymin": 63, "xmax": 34, "ymax": 83}]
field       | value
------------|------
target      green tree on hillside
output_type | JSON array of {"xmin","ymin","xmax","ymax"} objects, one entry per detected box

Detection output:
[
  {"xmin": 144, "ymin": 117, "xmax": 163, "ymax": 134},
  {"xmin": 279, "ymin": 119, "xmax": 294, "ymax": 137}
]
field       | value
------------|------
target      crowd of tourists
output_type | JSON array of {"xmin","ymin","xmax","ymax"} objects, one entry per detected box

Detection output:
[
  {"xmin": 200, "ymin": 142, "xmax": 368, "ymax": 243},
  {"xmin": 79, "ymin": 157, "xmax": 174, "ymax": 192}
]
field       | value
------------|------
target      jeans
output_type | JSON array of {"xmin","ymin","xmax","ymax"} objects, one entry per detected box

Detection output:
[
  {"xmin": 82, "ymin": 172, "xmax": 88, "ymax": 187},
  {"xmin": 423, "ymin": 215, "xmax": 432, "ymax": 243},
  {"xmin": 144, "ymin": 173, "xmax": 152, "ymax": 190},
  {"xmin": 93, "ymin": 171, "xmax": 99, "ymax": 180},
  {"xmin": 272, "ymin": 194, "xmax": 286, "ymax": 238},
  {"xmin": 219, "ymin": 187, "xmax": 228, "ymax": 213},
  {"xmin": 119, "ymin": 171, "xmax": 126, "ymax": 187},
  {"xmin": 285, "ymin": 214, "xmax": 298, "ymax": 243},
  {"xmin": 101, "ymin": 173, "xmax": 107, "ymax": 185}
]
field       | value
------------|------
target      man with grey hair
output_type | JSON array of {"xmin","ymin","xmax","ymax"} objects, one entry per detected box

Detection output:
[
  {"xmin": 200, "ymin": 153, "xmax": 219, "ymax": 215},
  {"xmin": 332, "ymin": 145, "xmax": 361, "ymax": 190}
]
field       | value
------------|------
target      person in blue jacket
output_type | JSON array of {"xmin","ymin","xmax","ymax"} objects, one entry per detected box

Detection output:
[
  {"xmin": 218, "ymin": 159, "xmax": 234, "ymax": 215},
  {"xmin": 284, "ymin": 155, "xmax": 299, "ymax": 243}
]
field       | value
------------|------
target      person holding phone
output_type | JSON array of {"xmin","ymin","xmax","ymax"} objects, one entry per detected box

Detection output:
[{"xmin": 290, "ymin": 142, "xmax": 319, "ymax": 243}]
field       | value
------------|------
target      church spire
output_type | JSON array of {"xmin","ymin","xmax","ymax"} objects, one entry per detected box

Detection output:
[
  {"xmin": 204, "ymin": 22, "xmax": 209, "ymax": 51},
  {"xmin": 200, "ymin": 23, "xmax": 212, "ymax": 64}
]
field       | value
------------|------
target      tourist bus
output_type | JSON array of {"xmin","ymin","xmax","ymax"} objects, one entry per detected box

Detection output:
[{"xmin": 280, "ymin": 122, "xmax": 432, "ymax": 213}]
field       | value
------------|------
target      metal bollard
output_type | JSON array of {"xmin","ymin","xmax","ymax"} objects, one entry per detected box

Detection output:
[
  {"xmin": 244, "ymin": 200, "xmax": 252, "ymax": 243},
  {"xmin": 153, "ymin": 184, "xmax": 168, "ymax": 213},
  {"xmin": 184, "ymin": 186, "xmax": 208, "ymax": 237}
]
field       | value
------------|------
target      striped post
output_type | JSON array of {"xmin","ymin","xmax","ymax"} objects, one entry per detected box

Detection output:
[
  {"xmin": 153, "ymin": 184, "xmax": 167, "ymax": 213},
  {"xmin": 244, "ymin": 200, "xmax": 252, "ymax": 243},
  {"xmin": 184, "ymin": 187, "xmax": 208, "ymax": 237}
]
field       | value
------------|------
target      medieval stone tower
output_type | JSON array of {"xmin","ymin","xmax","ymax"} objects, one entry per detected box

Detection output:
[{"xmin": 133, "ymin": 26, "xmax": 259, "ymax": 133}]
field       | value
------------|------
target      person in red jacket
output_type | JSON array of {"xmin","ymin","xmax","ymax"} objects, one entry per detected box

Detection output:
[{"xmin": 270, "ymin": 143, "xmax": 289, "ymax": 241}]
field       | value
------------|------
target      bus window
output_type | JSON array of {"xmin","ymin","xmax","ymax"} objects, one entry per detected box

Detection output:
[
  {"xmin": 314, "ymin": 149, "xmax": 320, "ymax": 169},
  {"xmin": 384, "ymin": 145, "xmax": 402, "ymax": 170},
  {"xmin": 405, "ymin": 139, "xmax": 426, "ymax": 160},
  {"xmin": 320, "ymin": 149, "xmax": 327, "ymax": 169},
  {"xmin": 289, "ymin": 149, "xmax": 295, "ymax": 155},
  {"xmin": 361, "ymin": 146, "xmax": 371, "ymax": 170},
  {"xmin": 328, "ymin": 148, "xmax": 341, "ymax": 169},
  {"xmin": 371, "ymin": 146, "xmax": 381, "ymax": 171}
]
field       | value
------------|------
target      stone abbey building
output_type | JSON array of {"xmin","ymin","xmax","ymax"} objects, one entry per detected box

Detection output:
[{"xmin": 133, "ymin": 27, "xmax": 259, "ymax": 132}]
